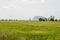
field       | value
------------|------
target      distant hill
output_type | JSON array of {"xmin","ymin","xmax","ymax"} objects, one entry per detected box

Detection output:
[{"xmin": 33, "ymin": 16, "xmax": 46, "ymax": 21}]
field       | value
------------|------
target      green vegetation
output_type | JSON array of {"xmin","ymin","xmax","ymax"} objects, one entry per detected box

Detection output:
[{"xmin": 0, "ymin": 21, "xmax": 60, "ymax": 40}]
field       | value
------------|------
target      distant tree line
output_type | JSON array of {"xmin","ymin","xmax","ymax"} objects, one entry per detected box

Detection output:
[
  {"xmin": 39, "ymin": 16, "xmax": 60, "ymax": 21},
  {"xmin": 0, "ymin": 16, "xmax": 60, "ymax": 21},
  {"xmin": 0, "ymin": 19, "xmax": 18, "ymax": 21}
]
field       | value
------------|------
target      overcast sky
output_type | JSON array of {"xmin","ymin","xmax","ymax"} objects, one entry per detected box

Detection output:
[{"xmin": 0, "ymin": 0, "xmax": 60, "ymax": 20}]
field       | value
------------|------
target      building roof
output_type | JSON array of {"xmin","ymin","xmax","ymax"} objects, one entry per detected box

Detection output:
[{"xmin": 33, "ymin": 16, "xmax": 46, "ymax": 20}]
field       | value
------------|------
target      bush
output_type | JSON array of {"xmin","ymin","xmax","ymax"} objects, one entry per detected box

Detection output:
[
  {"xmin": 55, "ymin": 19, "xmax": 58, "ymax": 21},
  {"xmin": 39, "ymin": 18, "xmax": 46, "ymax": 21},
  {"xmin": 50, "ymin": 18, "xmax": 54, "ymax": 21}
]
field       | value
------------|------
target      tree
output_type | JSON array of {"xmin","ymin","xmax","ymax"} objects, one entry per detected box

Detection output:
[
  {"xmin": 59, "ymin": 19, "xmax": 60, "ymax": 21},
  {"xmin": 50, "ymin": 18, "xmax": 54, "ymax": 21},
  {"xmin": 55, "ymin": 19, "xmax": 58, "ymax": 21},
  {"xmin": 39, "ymin": 18, "xmax": 46, "ymax": 21},
  {"xmin": 39, "ymin": 18, "xmax": 43, "ymax": 21},
  {"xmin": 49, "ymin": 16, "xmax": 55, "ymax": 21}
]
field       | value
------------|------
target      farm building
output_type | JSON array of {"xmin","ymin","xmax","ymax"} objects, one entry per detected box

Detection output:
[{"xmin": 32, "ymin": 16, "xmax": 47, "ymax": 21}]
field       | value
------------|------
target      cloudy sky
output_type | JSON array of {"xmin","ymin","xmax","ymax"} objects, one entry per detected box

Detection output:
[{"xmin": 0, "ymin": 0, "xmax": 60, "ymax": 20}]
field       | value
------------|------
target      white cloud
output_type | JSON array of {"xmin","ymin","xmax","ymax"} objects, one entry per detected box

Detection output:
[
  {"xmin": 0, "ymin": 0, "xmax": 40, "ymax": 19},
  {"xmin": 40, "ymin": 0, "xmax": 45, "ymax": 3},
  {"xmin": 1, "ymin": 0, "xmax": 60, "ymax": 19},
  {"xmin": 22, "ymin": 0, "xmax": 28, "ymax": 2}
]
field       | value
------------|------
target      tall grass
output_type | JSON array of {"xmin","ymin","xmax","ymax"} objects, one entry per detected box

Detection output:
[{"xmin": 0, "ymin": 21, "xmax": 60, "ymax": 40}]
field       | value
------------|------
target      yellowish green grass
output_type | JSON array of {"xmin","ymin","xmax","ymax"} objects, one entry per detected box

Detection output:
[{"xmin": 0, "ymin": 21, "xmax": 60, "ymax": 40}]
